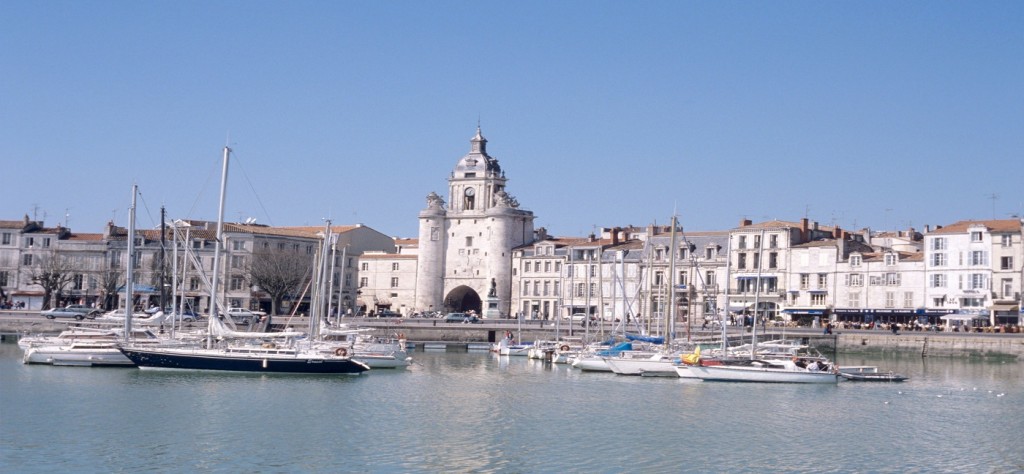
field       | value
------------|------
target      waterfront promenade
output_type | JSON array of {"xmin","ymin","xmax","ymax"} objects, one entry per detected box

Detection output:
[{"xmin": 3, "ymin": 311, "xmax": 1022, "ymax": 359}]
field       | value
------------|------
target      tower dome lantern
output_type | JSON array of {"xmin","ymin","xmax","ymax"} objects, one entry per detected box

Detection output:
[
  {"xmin": 470, "ymin": 126, "xmax": 487, "ymax": 155},
  {"xmin": 454, "ymin": 127, "xmax": 501, "ymax": 177}
]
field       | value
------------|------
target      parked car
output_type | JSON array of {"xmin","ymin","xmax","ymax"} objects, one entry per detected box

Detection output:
[
  {"xmin": 444, "ymin": 312, "xmax": 480, "ymax": 323},
  {"xmin": 41, "ymin": 306, "xmax": 97, "ymax": 320},
  {"xmin": 169, "ymin": 309, "xmax": 202, "ymax": 323},
  {"xmin": 64, "ymin": 305, "xmax": 103, "ymax": 317},
  {"xmin": 63, "ymin": 304, "xmax": 102, "ymax": 315},
  {"xmin": 376, "ymin": 310, "xmax": 402, "ymax": 318},
  {"xmin": 225, "ymin": 307, "xmax": 264, "ymax": 324}
]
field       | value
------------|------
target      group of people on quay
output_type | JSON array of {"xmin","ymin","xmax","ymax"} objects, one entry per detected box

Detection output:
[
  {"xmin": 825, "ymin": 319, "xmax": 1020, "ymax": 334},
  {"xmin": 0, "ymin": 300, "xmax": 27, "ymax": 310}
]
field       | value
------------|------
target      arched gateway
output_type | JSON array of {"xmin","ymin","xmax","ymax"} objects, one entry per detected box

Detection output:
[{"xmin": 445, "ymin": 286, "xmax": 482, "ymax": 314}]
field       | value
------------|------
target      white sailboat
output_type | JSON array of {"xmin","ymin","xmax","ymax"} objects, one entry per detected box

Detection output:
[{"xmin": 685, "ymin": 229, "xmax": 838, "ymax": 383}]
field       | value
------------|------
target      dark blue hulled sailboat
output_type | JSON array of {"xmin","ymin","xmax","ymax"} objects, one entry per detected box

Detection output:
[{"xmin": 118, "ymin": 146, "xmax": 369, "ymax": 375}]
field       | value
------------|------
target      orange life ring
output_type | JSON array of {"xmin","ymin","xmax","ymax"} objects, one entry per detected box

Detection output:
[
  {"xmin": 559, "ymin": 344, "xmax": 570, "ymax": 352},
  {"xmin": 335, "ymin": 347, "xmax": 348, "ymax": 357}
]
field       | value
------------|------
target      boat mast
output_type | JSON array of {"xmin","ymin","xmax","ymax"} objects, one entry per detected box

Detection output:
[
  {"xmin": 750, "ymin": 228, "xmax": 766, "ymax": 359},
  {"xmin": 170, "ymin": 220, "xmax": 179, "ymax": 335},
  {"xmin": 327, "ymin": 228, "xmax": 338, "ymax": 324},
  {"xmin": 159, "ymin": 206, "xmax": 167, "ymax": 312},
  {"xmin": 126, "ymin": 184, "xmax": 137, "ymax": 338},
  {"xmin": 720, "ymin": 233, "xmax": 732, "ymax": 354},
  {"xmin": 309, "ymin": 220, "xmax": 332, "ymax": 339},
  {"xmin": 667, "ymin": 214, "xmax": 677, "ymax": 344},
  {"xmin": 207, "ymin": 146, "xmax": 230, "ymax": 347}
]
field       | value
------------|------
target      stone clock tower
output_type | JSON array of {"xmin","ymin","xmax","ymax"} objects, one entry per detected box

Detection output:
[{"xmin": 415, "ymin": 128, "xmax": 535, "ymax": 316}]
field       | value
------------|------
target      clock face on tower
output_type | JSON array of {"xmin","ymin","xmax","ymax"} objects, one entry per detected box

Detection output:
[{"xmin": 465, "ymin": 187, "xmax": 475, "ymax": 197}]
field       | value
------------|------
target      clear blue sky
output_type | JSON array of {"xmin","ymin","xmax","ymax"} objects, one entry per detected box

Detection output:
[{"xmin": 3, "ymin": 1, "xmax": 1022, "ymax": 238}]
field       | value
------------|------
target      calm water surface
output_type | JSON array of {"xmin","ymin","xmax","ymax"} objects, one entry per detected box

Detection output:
[{"xmin": 1, "ymin": 340, "xmax": 1022, "ymax": 473}]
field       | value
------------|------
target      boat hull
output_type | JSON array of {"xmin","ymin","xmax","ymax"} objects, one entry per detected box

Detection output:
[
  {"xmin": 24, "ymin": 347, "xmax": 135, "ymax": 367},
  {"xmin": 354, "ymin": 353, "xmax": 412, "ymax": 369},
  {"xmin": 120, "ymin": 347, "xmax": 369, "ymax": 374},
  {"xmin": 603, "ymin": 355, "xmax": 678, "ymax": 376},
  {"xmin": 573, "ymin": 357, "xmax": 612, "ymax": 372},
  {"xmin": 839, "ymin": 372, "xmax": 907, "ymax": 382},
  {"xmin": 689, "ymin": 364, "xmax": 839, "ymax": 384}
]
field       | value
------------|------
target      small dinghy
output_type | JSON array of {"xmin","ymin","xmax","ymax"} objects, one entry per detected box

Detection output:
[{"xmin": 840, "ymin": 371, "xmax": 908, "ymax": 382}]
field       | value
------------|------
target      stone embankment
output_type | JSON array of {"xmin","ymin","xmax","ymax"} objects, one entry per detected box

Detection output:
[{"xmin": 832, "ymin": 331, "xmax": 1022, "ymax": 359}]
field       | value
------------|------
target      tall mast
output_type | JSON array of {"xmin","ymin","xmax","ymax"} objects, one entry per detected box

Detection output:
[
  {"xmin": 126, "ymin": 184, "xmax": 137, "ymax": 338},
  {"xmin": 208, "ymin": 146, "xmax": 230, "ymax": 346},
  {"xmin": 720, "ymin": 234, "xmax": 732, "ymax": 353},
  {"xmin": 667, "ymin": 215, "xmax": 677, "ymax": 343},
  {"xmin": 159, "ymin": 206, "xmax": 167, "ymax": 311},
  {"xmin": 750, "ymin": 228, "xmax": 766, "ymax": 359},
  {"xmin": 327, "ymin": 227, "xmax": 338, "ymax": 324},
  {"xmin": 170, "ymin": 220, "xmax": 179, "ymax": 334}
]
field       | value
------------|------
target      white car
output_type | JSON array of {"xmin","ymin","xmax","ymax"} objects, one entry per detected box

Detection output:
[
  {"xmin": 40, "ymin": 306, "xmax": 98, "ymax": 320},
  {"xmin": 225, "ymin": 308, "xmax": 265, "ymax": 324}
]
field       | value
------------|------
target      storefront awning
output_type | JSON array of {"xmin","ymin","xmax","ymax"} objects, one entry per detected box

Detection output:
[
  {"xmin": 782, "ymin": 308, "xmax": 825, "ymax": 315},
  {"xmin": 990, "ymin": 303, "xmax": 1019, "ymax": 312}
]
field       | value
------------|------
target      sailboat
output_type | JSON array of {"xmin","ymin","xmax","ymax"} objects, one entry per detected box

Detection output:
[
  {"xmin": 684, "ymin": 228, "xmax": 838, "ymax": 383},
  {"xmin": 603, "ymin": 216, "xmax": 694, "ymax": 377},
  {"xmin": 118, "ymin": 147, "xmax": 369, "ymax": 374}
]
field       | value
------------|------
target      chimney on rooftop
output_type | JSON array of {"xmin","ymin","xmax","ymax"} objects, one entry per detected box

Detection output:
[{"xmin": 740, "ymin": 218, "xmax": 752, "ymax": 227}]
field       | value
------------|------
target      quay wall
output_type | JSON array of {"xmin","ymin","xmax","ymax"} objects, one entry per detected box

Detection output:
[{"xmin": 832, "ymin": 331, "xmax": 1024, "ymax": 359}]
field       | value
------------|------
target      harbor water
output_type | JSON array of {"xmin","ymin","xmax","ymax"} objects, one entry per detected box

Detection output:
[{"xmin": 1, "ymin": 340, "xmax": 1021, "ymax": 473}]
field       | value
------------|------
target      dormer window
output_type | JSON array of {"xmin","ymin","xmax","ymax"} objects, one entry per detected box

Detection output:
[
  {"xmin": 884, "ymin": 253, "xmax": 897, "ymax": 266},
  {"xmin": 850, "ymin": 255, "xmax": 862, "ymax": 266}
]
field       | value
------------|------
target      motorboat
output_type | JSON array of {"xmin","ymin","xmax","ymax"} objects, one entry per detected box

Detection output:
[
  {"xmin": 603, "ymin": 350, "xmax": 680, "ymax": 377},
  {"xmin": 572, "ymin": 341, "xmax": 633, "ymax": 372},
  {"xmin": 21, "ymin": 326, "xmax": 180, "ymax": 367},
  {"xmin": 316, "ymin": 323, "xmax": 411, "ymax": 369},
  {"xmin": 493, "ymin": 338, "xmax": 532, "ymax": 356}
]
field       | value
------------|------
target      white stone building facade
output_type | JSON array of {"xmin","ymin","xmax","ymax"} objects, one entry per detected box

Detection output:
[{"xmin": 414, "ymin": 128, "xmax": 535, "ymax": 316}]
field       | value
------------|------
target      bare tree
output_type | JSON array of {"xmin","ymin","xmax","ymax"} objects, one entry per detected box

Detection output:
[
  {"xmin": 246, "ymin": 249, "xmax": 312, "ymax": 316},
  {"xmin": 29, "ymin": 250, "xmax": 76, "ymax": 310},
  {"xmin": 98, "ymin": 268, "xmax": 123, "ymax": 311}
]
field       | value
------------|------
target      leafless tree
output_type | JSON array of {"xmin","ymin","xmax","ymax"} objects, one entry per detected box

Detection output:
[
  {"xmin": 29, "ymin": 249, "xmax": 76, "ymax": 310},
  {"xmin": 246, "ymin": 249, "xmax": 312, "ymax": 316},
  {"xmin": 98, "ymin": 268, "xmax": 123, "ymax": 311}
]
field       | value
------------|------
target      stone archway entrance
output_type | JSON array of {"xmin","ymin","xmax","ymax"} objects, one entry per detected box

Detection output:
[{"xmin": 445, "ymin": 285, "xmax": 482, "ymax": 314}]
